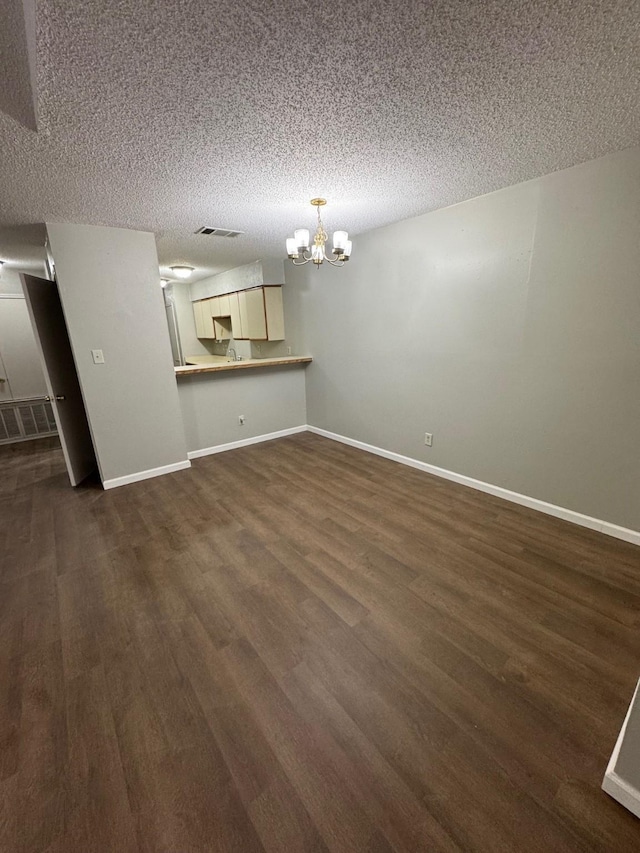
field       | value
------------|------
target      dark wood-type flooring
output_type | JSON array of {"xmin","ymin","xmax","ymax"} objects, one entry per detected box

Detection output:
[{"xmin": 1, "ymin": 433, "xmax": 639, "ymax": 852}]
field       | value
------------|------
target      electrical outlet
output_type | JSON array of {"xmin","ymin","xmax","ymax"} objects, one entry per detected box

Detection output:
[
  {"xmin": 424, "ymin": 432, "xmax": 433, "ymax": 447},
  {"xmin": 91, "ymin": 349, "xmax": 105, "ymax": 364},
  {"xmin": 286, "ymin": 346, "xmax": 292, "ymax": 355},
  {"xmin": 238, "ymin": 415, "xmax": 245, "ymax": 425},
  {"xmin": 255, "ymin": 344, "xmax": 261, "ymax": 354}
]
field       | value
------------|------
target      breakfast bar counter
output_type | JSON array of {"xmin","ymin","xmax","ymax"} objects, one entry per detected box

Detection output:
[{"xmin": 175, "ymin": 356, "xmax": 312, "ymax": 377}]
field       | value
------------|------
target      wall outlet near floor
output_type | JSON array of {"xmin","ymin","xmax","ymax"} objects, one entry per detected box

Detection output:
[
  {"xmin": 238, "ymin": 415, "xmax": 245, "ymax": 425},
  {"xmin": 424, "ymin": 432, "xmax": 433, "ymax": 447},
  {"xmin": 286, "ymin": 346, "xmax": 292, "ymax": 355}
]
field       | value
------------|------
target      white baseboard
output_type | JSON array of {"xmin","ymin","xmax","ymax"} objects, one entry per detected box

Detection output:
[
  {"xmin": 102, "ymin": 459, "xmax": 191, "ymax": 490},
  {"xmin": 306, "ymin": 426, "xmax": 640, "ymax": 547},
  {"xmin": 602, "ymin": 771, "xmax": 640, "ymax": 820},
  {"xmin": 602, "ymin": 678, "xmax": 640, "ymax": 818},
  {"xmin": 187, "ymin": 425, "xmax": 307, "ymax": 460}
]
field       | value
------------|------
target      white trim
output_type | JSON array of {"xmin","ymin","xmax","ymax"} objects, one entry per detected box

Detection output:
[
  {"xmin": 602, "ymin": 678, "xmax": 640, "ymax": 818},
  {"xmin": 0, "ymin": 293, "xmax": 25, "ymax": 299},
  {"xmin": 187, "ymin": 425, "xmax": 307, "ymax": 460},
  {"xmin": 102, "ymin": 459, "xmax": 191, "ymax": 490},
  {"xmin": 602, "ymin": 772, "xmax": 640, "ymax": 819},
  {"xmin": 306, "ymin": 426, "xmax": 640, "ymax": 547}
]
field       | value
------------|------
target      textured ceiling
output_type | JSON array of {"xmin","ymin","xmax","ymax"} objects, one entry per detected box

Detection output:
[{"xmin": 0, "ymin": 0, "xmax": 639, "ymax": 281}]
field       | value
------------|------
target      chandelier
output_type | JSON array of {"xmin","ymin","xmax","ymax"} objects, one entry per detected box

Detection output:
[{"xmin": 286, "ymin": 198, "xmax": 352, "ymax": 266}]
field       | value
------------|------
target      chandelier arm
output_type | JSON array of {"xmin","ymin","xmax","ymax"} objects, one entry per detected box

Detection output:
[{"xmin": 292, "ymin": 257, "xmax": 311, "ymax": 266}]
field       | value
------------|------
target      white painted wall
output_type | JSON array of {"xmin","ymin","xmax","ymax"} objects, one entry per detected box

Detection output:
[
  {"xmin": 285, "ymin": 146, "xmax": 640, "ymax": 533},
  {"xmin": 47, "ymin": 222, "xmax": 189, "ymax": 484},
  {"xmin": 177, "ymin": 366, "xmax": 307, "ymax": 454}
]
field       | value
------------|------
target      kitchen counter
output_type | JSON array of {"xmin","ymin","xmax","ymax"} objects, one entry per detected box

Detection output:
[{"xmin": 175, "ymin": 356, "xmax": 312, "ymax": 377}]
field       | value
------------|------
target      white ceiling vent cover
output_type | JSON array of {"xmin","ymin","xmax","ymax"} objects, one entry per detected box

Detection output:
[{"xmin": 195, "ymin": 227, "xmax": 244, "ymax": 238}]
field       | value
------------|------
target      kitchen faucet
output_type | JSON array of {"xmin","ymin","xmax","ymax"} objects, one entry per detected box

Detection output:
[{"xmin": 228, "ymin": 347, "xmax": 238, "ymax": 361}]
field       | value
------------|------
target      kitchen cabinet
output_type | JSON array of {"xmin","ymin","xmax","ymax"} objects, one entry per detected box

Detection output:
[
  {"xmin": 229, "ymin": 292, "xmax": 243, "ymax": 337},
  {"xmin": 193, "ymin": 301, "xmax": 204, "ymax": 338},
  {"xmin": 238, "ymin": 288, "xmax": 267, "ymax": 340},
  {"xmin": 193, "ymin": 300, "xmax": 216, "ymax": 339},
  {"xmin": 208, "ymin": 294, "xmax": 231, "ymax": 319},
  {"xmin": 263, "ymin": 286, "xmax": 284, "ymax": 340},
  {"xmin": 194, "ymin": 286, "xmax": 285, "ymax": 341},
  {"xmin": 217, "ymin": 294, "xmax": 231, "ymax": 316}
]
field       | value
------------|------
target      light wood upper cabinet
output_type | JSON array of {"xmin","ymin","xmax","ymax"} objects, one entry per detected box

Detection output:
[
  {"xmin": 217, "ymin": 294, "xmax": 230, "ymax": 316},
  {"xmin": 239, "ymin": 288, "xmax": 267, "ymax": 340},
  {"xmin": 193, "ymin": 300, "xmax": 206, "ymax": 338},
  {"xmin": 193, "ymin": 299, "xmax": 216, "ymax": 338},
  {"xmin": 263, "ymin": 287, "xmax": 285, "ymax": 340},
  {"xmin": 194, "ymin": 286, "xmax": 285, "ymax": 341},
  {"xmin": 228, "ymin": 292, "xmax": 243, "ymax": 338}
]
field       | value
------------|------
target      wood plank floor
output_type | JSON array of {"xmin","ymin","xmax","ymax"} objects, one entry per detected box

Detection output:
[{"xmin": 1, "ymin": 433, "xmax": 639, "ymax": 852}]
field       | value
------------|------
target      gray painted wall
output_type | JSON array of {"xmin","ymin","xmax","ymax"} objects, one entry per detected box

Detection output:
[
  {"xmin": 0, "ymin": 267, "xmax": 25, "ymax": 295},
  {"xmin": 177, "ymin": 366, "xmax": 307, "ymax": 452},
  {"xmin": 0, "ymin": 295, "xmax": 47, "ymax": 398},
  {"xmin": 286, "ymin": 146, "xmax": 640, "ymax": 532},
  {"xmin": 47, "ymin": 222, "xmax": 189, "ymax": 483}
]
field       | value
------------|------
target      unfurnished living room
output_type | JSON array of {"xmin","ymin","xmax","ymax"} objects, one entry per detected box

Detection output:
[{"xmin": 1, "ymin": 1, "xmax": 640, "ymax": 851}]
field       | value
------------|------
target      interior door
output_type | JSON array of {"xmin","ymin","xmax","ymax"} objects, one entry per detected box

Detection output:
[{"xmin": 21, "ymin": 274, "xmax": 97, "ymax": 486}]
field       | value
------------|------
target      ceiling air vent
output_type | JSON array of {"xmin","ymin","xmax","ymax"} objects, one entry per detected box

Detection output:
[{"xmin": 195, "ymin": 226, "xmax": 244, "ymax": 238}]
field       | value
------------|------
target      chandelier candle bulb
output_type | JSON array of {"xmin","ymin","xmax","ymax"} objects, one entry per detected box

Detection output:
[
  {"xmin": 294, "ymin": 229, "xmax": 310, "ymax": 251},
  {"xmin": 343, "ymin": 239, "xmax": 352, "ymax": 259},
  {"xmin": 286, "ymin": 238, "xmax": 298, "ymax": 258},
  {"xmin": 333, "ymin": 230, "xmax": 348, "ymax": 252}
]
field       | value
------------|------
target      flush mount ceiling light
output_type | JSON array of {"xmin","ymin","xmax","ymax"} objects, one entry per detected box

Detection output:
[
  {"xmin": 169, "ymin": 265, "xmax": 195, "ymax": 279},
  {"xmin": 286, "ymin": 199, "xmax": 352, "ymax": 267}
]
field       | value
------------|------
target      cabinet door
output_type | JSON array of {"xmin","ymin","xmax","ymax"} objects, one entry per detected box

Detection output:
[
  {"xmin": 242, "ymin": 288, "xmax": 267, "ymax": 340},
  {"xmin": 209, "ymin": 296, "xmax": 220, "ymax": 318},
  {"xmin": 229, "ymin": 292, "xmax": 243, "ymax": 338},
  {"xmin": 218, "ymin": 294, "xmax": 230, "ymax": 316},
  {"xmin": 200, "ymin": 300, "xmax": 216, "ymax": 338},
  {"xmin": 193, "ymin": 301, "xmax": 205, "ymax": 338},
  {"xmin": 264, "ymin": 286, "xmax": 285, "ymax": 340}
]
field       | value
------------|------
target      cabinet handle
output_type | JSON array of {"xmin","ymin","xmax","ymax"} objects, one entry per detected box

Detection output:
[{"xmin": 45, "ymin": 394, "xmax": 65, "ymax": 401}]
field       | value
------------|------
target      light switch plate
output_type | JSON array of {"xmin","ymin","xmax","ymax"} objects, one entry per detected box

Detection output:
[{"xmin": 91, "ymin": 349, "xmax": 105, "ymax": 364}]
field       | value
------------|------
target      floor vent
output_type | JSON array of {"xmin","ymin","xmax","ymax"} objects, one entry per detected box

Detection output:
[
  {"xmin": 195, "ymin": 226, "xmax": 244, "ymax": 238},
  {"xmin": 0, "ymin": 399, "xmax": 58, "ymax": 444}
]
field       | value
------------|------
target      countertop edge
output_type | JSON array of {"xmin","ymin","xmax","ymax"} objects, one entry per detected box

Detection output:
[{"xmin": 174, "ymin": 356, "xmax": 313, "ymax": 377}]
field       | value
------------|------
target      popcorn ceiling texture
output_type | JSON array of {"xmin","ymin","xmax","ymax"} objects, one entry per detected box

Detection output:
[{"xmin": 0, "ymin": 0, "xmax": 639, "ymax": 279}]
